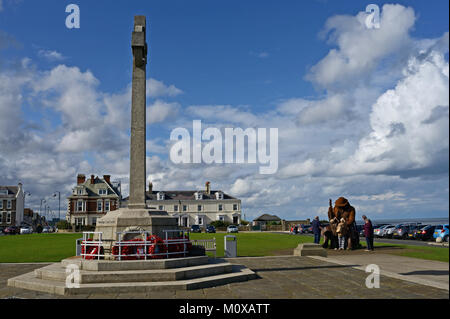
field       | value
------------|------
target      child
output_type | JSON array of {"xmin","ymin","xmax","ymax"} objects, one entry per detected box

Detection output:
[{"xmin": 336, "ymin": 218, "xmax": 347, "ymax": 250}]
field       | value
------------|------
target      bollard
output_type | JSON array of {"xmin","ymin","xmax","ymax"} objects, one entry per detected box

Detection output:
[{"xmin": 224, "ymin": 235, "xmax": 237, "ymax": 258}]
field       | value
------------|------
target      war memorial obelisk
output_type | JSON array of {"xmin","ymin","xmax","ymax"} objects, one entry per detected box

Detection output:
[{"xmin": 95, "ymin": 16, "xmax": 178, "ymax": 252}]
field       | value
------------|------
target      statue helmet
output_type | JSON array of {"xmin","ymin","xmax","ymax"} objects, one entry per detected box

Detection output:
[{"xmin": 335, "ymin": 197, "xmax": 349, "ymax": 207}]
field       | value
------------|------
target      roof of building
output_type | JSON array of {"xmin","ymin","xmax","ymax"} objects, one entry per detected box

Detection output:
[
  {"xmin": 68, "ymin": 176, "xmax": 121, "ymax": 199},
  {"xmin": 122, "ymin": 190, "xmax": 238, "ymax": 201},
  {"xmin": 253, "ymin": 214, "xmax": 281, "ymax": 222},
  {"xmin": 0, "ymin": 186, "xmax": 19, "ymax": 198}
]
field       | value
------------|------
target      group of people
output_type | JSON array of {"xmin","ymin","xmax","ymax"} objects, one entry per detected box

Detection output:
[{"xmin": 310, "ymin": 197, "xmax": 375, "ymax": 251}]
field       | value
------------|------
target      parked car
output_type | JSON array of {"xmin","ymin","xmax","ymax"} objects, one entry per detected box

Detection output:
[
  {"xmin": 379, "ymin": 225, "xmax": 395, "ymax": 238},
  {"xmin": 384, "ymin": 224, "xmax": 402, "ymax": 238},
  {"xmin": 20, "ymin": 226, "xmax": 33, "ymax": 234},
  {"xmin": 190, "ymin": 225, "xmax": 201, "ymax": 233},
  {"xmin": 374, "ymin": 225, "xmax": 392, "ymax": 237},
  {"xmin": 392, "ymin": 224, "xmax": 415, "ymax": 239},
  {"xmin": 298, "ymin": 224, "xmax": 309, "ymax": 234},
  {"xmin": 355, "ymin": 224, "xmax": 364, "ymax": 237},
  {"xmin": 413, "ymin": 225, "xmax": 436, "ymax": 241},
  {"xmin": 42, "ymin": 226, "xmax": 52, "ymax": 233},
  {"xmin": 406, "ymin": 225, "xmax": 422, "ymax": 239},
  {"xmin": 227, "ymin": 225, "xmax": 238, "ymax": 233},
  {"xmin": 206, "ymin": 225, "xmax": 216, "ymax": 233},
  {"xmin": 433, "ymin": 224, "xmax": 449, "ymax": 242},
  {"xmin": 3, "ymin": 226, "xmax": 19, "ymax": 235}
]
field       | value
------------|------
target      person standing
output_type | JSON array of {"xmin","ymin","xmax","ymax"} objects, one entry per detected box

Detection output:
[
  {"xmin": 336, "ymin": 218, "xmax": 347, "ymax": 250},
  {"xmin": 363, "ymin": 215, "xmax": 374, "ymax": 251},
  {"xmin": 312, "ymin": 216, "xmax": 322, "ymax": 244}
]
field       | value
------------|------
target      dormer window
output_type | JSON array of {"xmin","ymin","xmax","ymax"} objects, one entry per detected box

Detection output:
[
  {"xmin": 157, "ymin": 192, "xmax": 165, "ymax": 200},
  {"xmin": 194, "ymin": 192, "xmax": 203, "ymax": 200},
  {"xmin": 0, "ymin": 190, "xmax": 8, "ymax": 195},
  {"xmin": 215, "ymin": 192, "xmax": 224, "ymax": 200},
  {"xmin": 99, "ymin": 189, "xmax": 107, "ymax": 196},
  {"xmin": 76, "ymin": 187, "xmax": 84, "ymax": 195}
]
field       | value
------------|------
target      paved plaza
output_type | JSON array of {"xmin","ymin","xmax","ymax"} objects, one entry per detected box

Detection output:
[{"xmin": 1, "ymin": 256, "xmax": 448, "ymax": 299}]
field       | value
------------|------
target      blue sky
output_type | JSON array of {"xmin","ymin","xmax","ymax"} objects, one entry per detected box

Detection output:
[{"xmin": 0, "ymin": 0, "xmax": 448, "ymax": 221}]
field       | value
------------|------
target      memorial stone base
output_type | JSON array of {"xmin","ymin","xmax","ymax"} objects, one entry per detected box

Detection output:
[
  {"xmin": 294, "ymin": 243, "xmax": 328, "ymax": 257},
  {"xmin": 7, "ymin": 256, "xmax": 257, "ymax": 296},
  {"xmin": 94, "ymin": 208, "xmax": 180, "ymax": 258}
]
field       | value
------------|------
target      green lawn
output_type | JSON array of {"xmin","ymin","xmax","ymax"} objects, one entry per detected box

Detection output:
[
  {"xmin": 0, "ymin": 233, "xmax": 81, "ymax": 263},
  {"xmin": 0, "ymin": 232, "xmax": 447, "ymax": 263},
  {"xmin": 373, "ymin": 242, "xmax": 449, "ymax": 263},
  {"xmin": 190, "ymin": 232, "xmax": 314, "ymax": 257}
]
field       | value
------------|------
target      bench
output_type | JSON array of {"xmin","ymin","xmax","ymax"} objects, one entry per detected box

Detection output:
[{"xmin": 191, "ymin": 238, "xmax": 217, "ymax": 258}]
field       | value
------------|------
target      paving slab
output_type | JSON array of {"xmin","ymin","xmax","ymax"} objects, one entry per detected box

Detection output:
[
  {"xmin": 1, "ymin": 256, "xmax": 448, "ymax": 299},
  {"xmin": 309, "ymin": 253, "xmax": 449, "ymax": 291}
]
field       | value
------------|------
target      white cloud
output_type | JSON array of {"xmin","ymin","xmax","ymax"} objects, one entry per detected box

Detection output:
[
  {"xmin": 307, "ymin": 4, "xmax": 415, "ymax": 89},
  {"xmin": 147, "ymin": 78, "xmax": 183, "ymax": 98},
  {"xmin": 334, "ymin": 48, "xmax": 449, "ymax": 177},
  {"xmin": 147, "ymin": 100, "xmax": 180, "ymax": 124},
  {"xmin": 38, "ymin": 49, "xmax": 65, "ymax": 61}
]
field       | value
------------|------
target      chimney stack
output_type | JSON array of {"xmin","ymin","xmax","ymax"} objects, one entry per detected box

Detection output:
[
  {"xmin": 148, "ymin": 181, "xmax": 153, "ymax": 193},
  {"xmin": 206, "ymin": 181, "xmax": 211, "ymax": 195},
  {"xmin": 103, "ymin": 175, "xmax": 111, "ymax": 184},
  {"xmin": 90, "ymin": 175, "xmax": 95, "ymax": 184},
  {"xmin": 77, "ymin": 174, "xmax": 86, "ymax": 185}
]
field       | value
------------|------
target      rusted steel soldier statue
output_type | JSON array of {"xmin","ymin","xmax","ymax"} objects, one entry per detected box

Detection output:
[{"xmin": 328, "ymin": 197, "xmax": 358, "ymax": 250}]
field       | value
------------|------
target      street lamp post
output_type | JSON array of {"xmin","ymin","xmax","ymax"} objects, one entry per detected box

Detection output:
[
  {"xmin": 39, "ymin": 199, "xmax": 46, "ymax": 216},
  {"xmin": 53, "ymin": 191, "xmax": 61, "ymax": 222}
]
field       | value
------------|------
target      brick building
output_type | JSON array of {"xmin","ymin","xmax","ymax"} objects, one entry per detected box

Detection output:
[
  {"xmin": 0, "ymin": 183, "xmax": 25, "ymax": 227},
  {"xmin": 67, "ymin": 174, "xmax": 121, "ymax": 227}
]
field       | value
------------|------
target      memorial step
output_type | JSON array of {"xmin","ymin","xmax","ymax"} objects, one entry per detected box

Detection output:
[
  {"xmin": 61, "ymin": 255, "xmax": 210, "ymax": 271},
  {"xmin": 36, "ymin": 262, "xmax": 233, "ymax": 283},
  {"xmin": 9, "ymin": 265, "xmax": 256, "ymax": 295}
]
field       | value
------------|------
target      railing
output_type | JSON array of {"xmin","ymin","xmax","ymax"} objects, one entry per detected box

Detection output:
[
  {"xmin": 191, "ymin": 238, "xmax": 216, "ymax": 258},
  {"xmin": 80, "ymin": 232, "xmax": 104, "ymax": 260},
  {"xmin": 79, "ymin": 230, "xmax": 191, "ymax": 260}
]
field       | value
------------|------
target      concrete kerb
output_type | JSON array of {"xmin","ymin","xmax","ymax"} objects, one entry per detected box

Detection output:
[{"xmin": 309, "ymin": 255, "xmax": 449, "ymax": 291}]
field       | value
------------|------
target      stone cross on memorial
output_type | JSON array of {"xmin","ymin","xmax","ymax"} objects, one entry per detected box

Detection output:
[
  {"xmin": 129, "ymin": 15, "xmax": 148, "ymax": 210},
  {"xmin": 94, "ymin": 16, "xmax": 178, "ymax": 253}
]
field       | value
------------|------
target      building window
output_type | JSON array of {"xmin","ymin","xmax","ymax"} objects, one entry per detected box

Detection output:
[
  {"xmin": 197, "ymin": 205, "xmax": 202, "ymax": 212},
  {"xmin": 182, "ymin": 205, "xmax": 187, "ymax": 212},
  {"xmin": 233, "ymin": 204, "xmax": 238, "ymax": 211},
  {"xmin": 215, "ymin": 192, "xmax": 224, "ymax": 200},
  {"xmin": 159, "ymin": 205, "xmax": 164, "ymax": 211},
  {"xmin": 105, "ymin": 200, "xmax": 110, "ymax": 212},
  {"xmin": 0, "ymin": 212, "xmax": 3, "ymax": 222},
  {"xmin": 174, "ymin": 205, "xmax": 179, "ymax": 212},
  {"xmin": 77, "ymin": 200, "xmax": 83, "ymax": 212},
  {"xmin": 75, "ymin": 218, "xmax": 84, "ymax": 226},
  {"xmin": 98, "ymin": 189, "xmax": 107, "ymax": 195},
  {"xmin": 7, "ymin": 200, "xmax": 11, "ymax": 209},
  {"xmin": 77, "ymin": 188, "xmax": 83, "ymax": 195},
  {"xmin": 0, "ymin": 201, "xmax": 3, "ymax": 209},
  {"xmin": 218, "ymin": 204, "xmax": 223, "ymax": 211},
  {"xmin": 92, "ymin": 217, "xmax": 97, "ymax": 226},
  {"xmin": 157, "ymin": 192, "xmax": 165, "ymax": 200},
  {"xmin": 97, "ymin": 201, "xmax": 103, "ymax": 212},
  {"xmin": 198, "ymin": 217, "xmax": 203, "ymax": 225},
  {"xmin": 219, "ymin": 216, "xmax": 224, "ymax": 222},
  {"xmin": 6, "ymin": 212, "xmax": 11, "ymax": 224}
]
